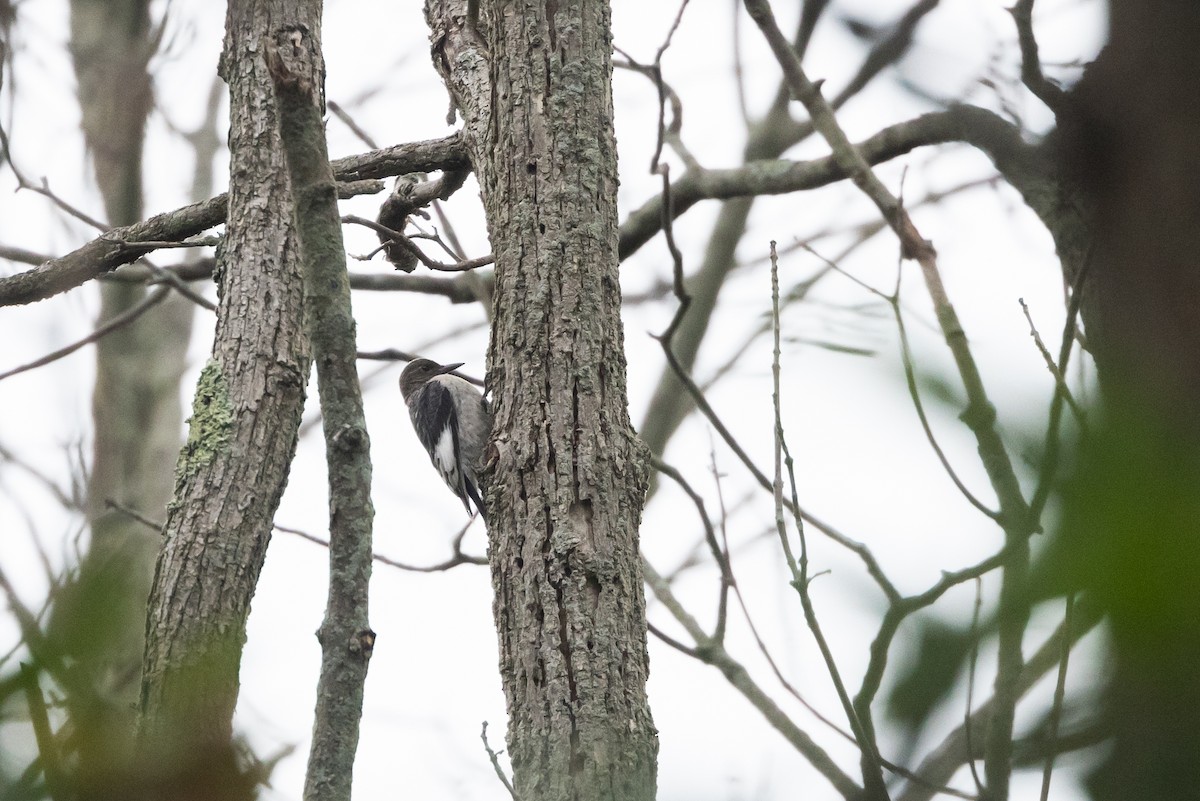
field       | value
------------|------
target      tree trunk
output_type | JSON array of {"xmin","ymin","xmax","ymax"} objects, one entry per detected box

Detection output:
[
  {"xmin": 1055, "ymin": 2, "xmax": 1200, "ymax": 797},
  {"xmin": 263, "ymin": 16, "xmax": 379, "ymax": 801},
  {"xmin": 50, "ymin": 1, "xmax": 195, "ymax": 793},
  {"xmin": 136, "ymin": 0, "xmax": 311, "ymax": 783},
  {"xmin": 426, "ymin": 2, "xmax": 658, "ymax": 799}
]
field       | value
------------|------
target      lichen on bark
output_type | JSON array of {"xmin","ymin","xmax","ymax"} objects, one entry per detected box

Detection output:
[{"xmin": 175, "ymin": 360, "xmax": 234, "ymax": 483}]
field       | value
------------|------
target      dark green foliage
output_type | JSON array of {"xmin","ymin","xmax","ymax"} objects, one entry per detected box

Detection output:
[{"xmin": 886, "ymin": 619, "xmax": 973, "ymax": 734}]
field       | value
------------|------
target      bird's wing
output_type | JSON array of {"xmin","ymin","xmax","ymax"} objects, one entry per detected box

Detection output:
[{"xmin": 410, "ymin": 381, "xmax": 471, "ymax": 513}]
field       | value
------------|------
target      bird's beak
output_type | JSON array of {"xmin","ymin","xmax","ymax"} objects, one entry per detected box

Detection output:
[{"xmin": 438, "ymin": 362, "xmax": 465, "ymax": 375}]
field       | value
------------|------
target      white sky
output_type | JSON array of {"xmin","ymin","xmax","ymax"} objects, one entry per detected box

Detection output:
[{"xmin": 0, "ymin": 0, "xmax": 1109, "ymax": 799}]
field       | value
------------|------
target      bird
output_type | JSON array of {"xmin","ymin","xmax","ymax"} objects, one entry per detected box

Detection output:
[{"xmin": 399, "ymin": 358, "xmax": 492, "ymax": 518}]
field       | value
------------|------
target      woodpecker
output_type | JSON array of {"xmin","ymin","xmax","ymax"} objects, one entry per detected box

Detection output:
[{"xmin": 399, "ymin": 358, "xmax": 491, "ymax": 518}]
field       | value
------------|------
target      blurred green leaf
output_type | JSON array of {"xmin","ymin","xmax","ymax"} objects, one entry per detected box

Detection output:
[{"xmin": 885, "ymin": 618, "xmax": 973, "ymax": 731}]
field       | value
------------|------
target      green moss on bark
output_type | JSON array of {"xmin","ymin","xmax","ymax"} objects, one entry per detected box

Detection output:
[{"xmin": 176, "ymin": 360, "xmax": 234, "ymax": 482}]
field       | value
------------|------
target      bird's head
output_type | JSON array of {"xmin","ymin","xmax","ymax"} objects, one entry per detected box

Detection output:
[{"xmin": 399, "ymin": 358, "xmax": 465, "ymax": 402}]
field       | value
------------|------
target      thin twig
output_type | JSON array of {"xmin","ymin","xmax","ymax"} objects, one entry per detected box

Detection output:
[
  {"xmin": 852, "ymin": 545, "xmax": 1011, "ymax": 758},
  {"xmin": 0, "ymin": 565, "xmax": 62, "ymax": 676},
  {"xmin": 893, "ymin": 293, "xmax": 1000, "ymax": 517},
  {"xmin": 275, "ymin": 521, "xmax": 487, "ymax": 571},
  {"xmin": 807, "ymin": 242, "xmax": 1000, "ymax": 519},
  {"xmin": 710, "ymin": 441, "xmax": 858, "ymax": 746},
  {"xmin": 0, "ymin": 440, "xmax": 80, "ymax": 510},
  {"xmin": 706, "ymin": 446, "xmax": 733, "ymax": 649},
  {"xmin": 480, "ymin": 722, "xmax": 519, "ymax": 801},
  {"xmin": 880, "ymin": 760, "xmax": 978, "ymax": 801},
  {"xmin": 900, "ymin": 550, "xmax": 1010, "ymax": 613},
  {"xmin": 20, "ymin": 664, "xmax": 66, "ymax": 801},
  {"xmin": 731, "ymin": 0, "xmax": 751, "ymax": 124},
  {"xmin": 646, "ymin": 620, "xmax": 703, "ymax": 659},
  {"xmin": 1018, "ymin": 298, "xmax": 1085, "ymax": 425},
  {"xmin": 652, "ymin": 456, "xmax": 731, "ymax": 642},
  {"xmin": 408, "ymin": 220, "xmax": 467, "ymax": 263},
  {"xmin": 103, "ymin": 500, "xmax": 485, "ymax": 571},
  {"xmin": 770, "ymin": 243, "xmax": 888, "ymax": 798},
  {"xmin": 104, "ymin": 498, "xmax": 165, "ymax": 531},
  {"xmin": 642, "ymin": 557, "xmax": 864, "ymax": 800},
  {"xmin": 136, "ymin": 258, "xmax": 218, "ymax": 311},
  {"xmin": 613, "ymin": 57, "xmax": 700, "ymax": 172},
  {"xmin": 0, "ymin": 286, "xmax": 170, "ymax": 381},
  {"xmin": 1028, "ymin": 259, "xmax": 1091, "ymax": 521},
  {"xmin": 328, "ymin": 100, "xmax": 380, "ymax": 150},
  {"xmin": 741, "ymin": 6, "xmax": 1034, "ymax": 795},
  {"xmin": 342, "ymin": 214, "xmax": 493, "ymax": 272},
  {"xmin": 1038, "ymin": 593, "xmax": 1075, "ymax": 801},
  {"xmin": 655, "ymin": 335, "xmax": 901, "ymax": 602},
  {"xmin": 25, "ymin": 178, "xmax": 109, "ymax": 232},
  {"xmin": 1009, "ymin": 0, "xmax": 1066, "ymax": 113},
  {"xmin": 653, "ymin": 224, "xmax": 897, "ymax": 599},
  {"xmin": 964, "ymin": 577, "xmax": 987, "ymax": 796}
]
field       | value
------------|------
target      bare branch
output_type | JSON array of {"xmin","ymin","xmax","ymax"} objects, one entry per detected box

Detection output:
[
  {"xmin": 1029, "ymin": 257, "xmax": 1091, "ymax": 522},
  {"xmin": 619, "ymin": 105, "xmax": 1027, "ymax": 261},
  {"xmin": 104, "ymin": 498, "xmax": 165, "ymax": 531},
  {"xmin": 964, "ymin": 579, "xmax": 987, "ymax": 796},
  {"xmin": 770, "ymin": 243, "xmax": 888, "ymax": 797},
  {"xmin": 1019, "ymin": 298, "xmax": 1085, "ymax": 425},
  {"xmin": 268, "ymin": 29, "xmax": 378, "ymax": 801},
  {"xmin": 342, "ymin": 214, "xmax": 493, "ymax": 272},
  {"xmin": 897, "ymin": 596, "xmax": 1103, "ymax": 801},
  {"xmin": 480, "ymin": 722, "xmax": 519, "ymax": 801},
  {"xmin": 328, "ymin": 99, "xmax": 380, "ymax": 150},
  {"xmin": 0, "ymin": 243, "xmax": 51, "ymax": 265},
  {"xmin": 742, "ymin": 4, "xmax": 1037, "ymax": 795},
  {"xmin": 651, "ymin": 456, "xmax": 731, "ymax": 641},
  {"xmin": 104, "ymin": 256, "xmax": 489, "ymax": 305},
  {"xmin": 642, "ymin": 558, "xmax": 864, "ymax": 800},
  {"xmin": 654, "ymin": 316, "xmax": 901, "ymax": 602},
  {"xmin": 830, "ymin": 0, "xmax": 941, "ymax": 109},
  {"xmin": 20, "ymin": 664, "xmax": 67, "ymax": 801},
  {"xmin": 0, "ymin": 135, "xmax": 468, "ymax": 306},
  {"xmin": 1037, "ymin": 594, "xmax": 1076, "ymax": 801},
  {"xmin": 0, "ymin": 286, "xmax": 170, "ymax": 382},
  {"xmin": 103, "ymin": 501, "xmax": 485, "ymax": 573},
  {"xmin": 810, "ymin": 243, "xmax": 1002, "ymax": 519},
  {"xmin": 276, "ymin": 523, "xmax": 487, "ymax": 572},
  {"xmin": 1009, "ymin": 0, "xmax": 1067, "ymax": 113}
]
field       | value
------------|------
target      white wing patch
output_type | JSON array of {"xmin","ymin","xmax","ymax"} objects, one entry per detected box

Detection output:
[
  {"xmin": 431, "ymin": 421, "xmax": 462, "ymax": 493},
  {"xmin": 408, "ymin": 373, "xmax": 489, "ymax": 516}
]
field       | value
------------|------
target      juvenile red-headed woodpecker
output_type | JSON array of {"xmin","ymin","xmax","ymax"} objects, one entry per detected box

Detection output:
[{"xmin": 399, "ymin": 358, "xmax": 491, "ymax": 518}]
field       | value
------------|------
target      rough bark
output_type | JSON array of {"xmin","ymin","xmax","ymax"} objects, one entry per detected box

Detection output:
[
  {"xmin": 135, "ymin": 0, "xmax": 311, "ymax": 783},
  {"xmin": 426, "ymin": 2, "xmax": 658, "ymax": 799},
  {"xmin": 264, "ymin": 17, "xmax": 378, "ymax": 801}
]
